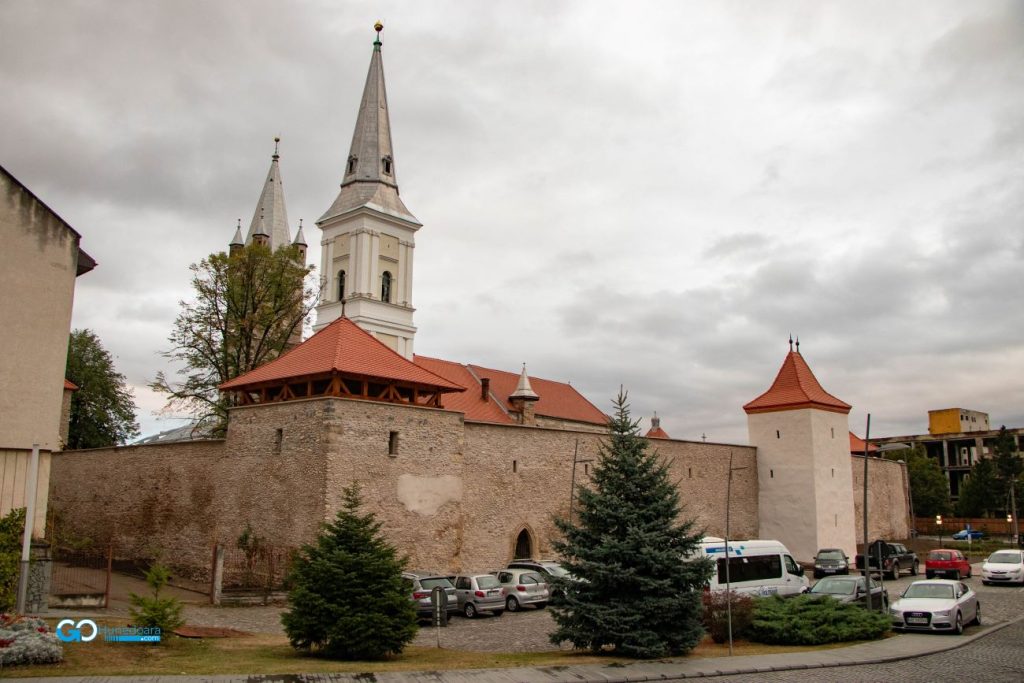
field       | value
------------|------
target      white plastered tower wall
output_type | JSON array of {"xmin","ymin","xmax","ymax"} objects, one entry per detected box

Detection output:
[
  {"xmin": 313, "ymin": 25, "xmax": 419, "ymax": 359},
  {"xmin": 748, "ymin": 408, "xmax": 857, "ymax": 562},
  {"xmin": 744, "ymin": 346, "xmax": 858, "ymax": 564}
]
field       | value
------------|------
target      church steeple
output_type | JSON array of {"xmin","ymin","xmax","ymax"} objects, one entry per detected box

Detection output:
[
  {"xmin": 318, "ymin": 23, "xmax": 418, "ymax": 225},
  {"xmin": 244, "ymin": 137, "xmax": 293, "ymax": 250},
  {"xmin": 313, "ymin": 23, "xmax": 420, "ymax": 360}
]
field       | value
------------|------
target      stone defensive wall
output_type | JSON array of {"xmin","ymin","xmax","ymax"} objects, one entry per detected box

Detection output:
[
  {"xmin": 49, "ymin": 397, "xmax": 908, "ymax": 576},
  {"xmin": 851, "ymin": 454, "xmax": 911, "ymax": 541}
]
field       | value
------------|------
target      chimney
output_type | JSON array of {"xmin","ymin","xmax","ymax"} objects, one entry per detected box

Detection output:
[{"xmin": 480, "ymin": 377, "xmax": 490, "ymax": 401}]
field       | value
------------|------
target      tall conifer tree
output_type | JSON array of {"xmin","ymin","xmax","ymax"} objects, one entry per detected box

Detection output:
[{"xmin": 550, "ymin": 390, "xmax": 711, "ymax": 658}]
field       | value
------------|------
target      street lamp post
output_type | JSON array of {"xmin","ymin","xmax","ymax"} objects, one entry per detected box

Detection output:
[
  {"xmin": 1008, "ymin": 514, "xmax": 1014, "ymax": 545},
  {"xmin": 724, "ymin": 451, "xmax": 748, "ymax": 657},
  {"xmin": 936, "ymin": 515, "xmax": 943, "ymax": 547}
]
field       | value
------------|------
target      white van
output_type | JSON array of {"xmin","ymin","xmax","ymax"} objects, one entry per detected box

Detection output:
[{"xmin": 693, "ymin": 537, "xmax": 809, "ymax": 597}]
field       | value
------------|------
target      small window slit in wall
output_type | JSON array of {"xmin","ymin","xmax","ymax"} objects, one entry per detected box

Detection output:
[
  {"xmin": 831, "ymin": 468, "xmax": 835, "ymax": 478},
  {"xmin": 388, "ymin": 431, "xmax": 399, "ymax": 456},
  {"xmin": 776, "ymin": 430, "xmax": 781, "ymax": 439},
  {"xmin": 770, "ymin": 469, "xmax": 774, "ymax": 478},
  {"xmin": 583, "ymin": 463, "xmax": 589, "ymax": 475},
  {"xmin": 688, "ymin": 467, "xmax": 692, "ymax": 478},
  {"xmin": 831, "ymin": 427, "xmax": 835, "ymax": 438},
  {"xmin": 513, "ymin": 459, "xmax": 518, "ymax": 473},
  {"xmin": 274, "ymin": 428, "xmax": 283, "ymax": 455}
]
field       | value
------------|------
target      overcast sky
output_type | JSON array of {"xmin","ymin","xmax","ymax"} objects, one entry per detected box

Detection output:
[{"xmin": 3, "ymin": 1, "xmax": 1022, "ymax": 443}]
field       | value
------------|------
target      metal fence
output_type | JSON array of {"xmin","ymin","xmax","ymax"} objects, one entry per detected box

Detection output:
[
  {"xmin": 49, "ymin": 545, "xmax": 112, "ymax": 608},
  {"xmin": 220, "ymin": 544, "xmax": 296, "ymax": 595}
]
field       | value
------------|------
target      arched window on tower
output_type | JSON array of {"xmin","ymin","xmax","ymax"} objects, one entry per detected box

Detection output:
[
  {"xmin": 382, "ymin": 155, "xmax": 393, "ymax": 175},
  {"xmin": 347, "ymin": 155, "xmax": 357, "ymax": 174},
  {"xmin": 381, "ymin": 271, "xmax": 393, "ymax": 303},
  {"xmin": 337, "ymin": 270, "xmax": 346, "ymax": 301}
]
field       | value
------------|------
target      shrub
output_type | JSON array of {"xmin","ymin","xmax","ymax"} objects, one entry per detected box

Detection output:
[
  {"xmin": 281, "ymin": 483, "xmax": 417, "ymax": 660},
  {"xmin": 702, "ymin": 590, "xmax": 755, "ymax": 643},
  {"xmin": 747, "ymin": 595, "xmax": 890, "ymax": 645},
  {"xmin": 129, "ymin": 563, "xmax": 184, "ymax": 636},
  {"xmin": 0, "ymin": 614, "xmax": 63, "ymax": 665},
  {"xmin": 0, "ymin": 509, "xmax": 26, "ymax": 613}
]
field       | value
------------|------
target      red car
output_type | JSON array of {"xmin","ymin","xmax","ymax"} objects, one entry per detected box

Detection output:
[{"xmin": 925, "ymin": 549, "xmax": 972, "ymax": 579}]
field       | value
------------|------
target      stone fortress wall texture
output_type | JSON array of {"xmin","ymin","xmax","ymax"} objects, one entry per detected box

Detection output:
[{"xmin": 48, "ymin": 396, "xmax": 908, "ymax": 573}]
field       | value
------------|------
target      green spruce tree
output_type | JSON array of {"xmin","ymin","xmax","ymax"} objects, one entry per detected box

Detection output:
[
  {"xmin": 550, "ymin": 390, "xmax": 712, "ymax": 658},
  {"xmin": 281, "ymin": 483, "xmax": 417, "ymax": 659}
]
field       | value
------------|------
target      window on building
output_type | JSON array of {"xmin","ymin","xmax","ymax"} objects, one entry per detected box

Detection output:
[
  {"xmin": 274, "ymin": 428, "xmax": 283, "ymax": 455},
  {"xmin": 513, "ymin": 459, "xmax": 518, "ymax": 473},
  {"xmin": 382, "ymin": 155, "xmax": 393, "ymax": 174},
  {"xmin": 388, "ymin": 431, "xmax": 399, "ymax": 456},
  {"xmin": 347, "ymin": 155, "xmax": 357, "ymax": 174},
  {"xmin": 337, "ymin": 270, "xmax": 346, "ymax": 301},
  {"xmin": 776, "ymin": 430, "xmax": 781, "ymax": 439},
  {"xmin": 381, "ymin": 271, "xmax": 393, "ymax": 302}
]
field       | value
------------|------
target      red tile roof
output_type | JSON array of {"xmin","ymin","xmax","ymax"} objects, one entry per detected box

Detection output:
[
  {"xmin": 63, "ymin": 379, "xmax": 79, "ymax": 391},
  {"xmin": 645, "ymin": 426, "xmax": 670, "ymax": 439},
  {"xmin": 467, "ymin": 364, "xmax": 608, "ymax": 425},
  {"xmin": 849, "ymin": 432, "xmax": 878, "ymax": 454},
  {"xmin": 414, "ymin": 356, "xmax": 514, "ymax": 424},
  {"xmin": 219, "ymin": 317, "xmax": 465, "ymax": 392},
  {"xmin": 743, "ymin": 351, "xmax": 851, "ymax": 415}
]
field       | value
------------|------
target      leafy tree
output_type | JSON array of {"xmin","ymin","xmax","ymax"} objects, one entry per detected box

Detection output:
[
  {"xmin": 151, "ymin": 244, "xmax": 317, "ymax": 435},
  {"xmin": 0, "ymin": 508, "xmax": 26, "ymax": 612},
  {"xmin": 549, "ymin": 390, "xmax": 711, "ymax": 659},
  {"xmin": 992, "ymin": 426, "xmax": 1023, "ymax": 517},
  {"xmin": 281, "ymin": 483, "xmax": 417, "ymax": 659},
  {"xmin": 128, "ymin": 563, "xmax": 184, "ymax": 636},
  {"xmin": 956, "ymin": 458, "xmax": 1000, "ymax": 518},
  {"xmin": 883, "ymin": 446, "xmax": 950, "ymax": 517},
  {"xmin": 65, "ymin": 329, "xmax": 139, "ymax": 449}
]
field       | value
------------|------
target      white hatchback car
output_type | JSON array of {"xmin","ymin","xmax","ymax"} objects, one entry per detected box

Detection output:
[
  {"xmin": 981, "ymin": 549, "xmax": 1024, "ymax": 585},
  {"xmin": 890, "ymin": 579, "xmax": 980, "ymax": 635}
]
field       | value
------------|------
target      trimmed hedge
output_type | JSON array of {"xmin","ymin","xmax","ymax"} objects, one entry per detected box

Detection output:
[
  {"xmin": 0, "ymin": 614, "xmax": 63, "ymax": 666},
  {"xmin": 748, "ymin": 595, "xmax": 890, "ymax": 645}
]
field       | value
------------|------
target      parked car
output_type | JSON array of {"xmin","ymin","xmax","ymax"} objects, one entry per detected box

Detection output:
[
  {"xmin": 813, "ymin": 548, "xmax": 851, "ymax": 578},
  {"xmin": 450, "ymin": 574, "xmax": 505, "ymax": 618},
  {"xmin": 889, "ymin": 579, "xmax": 980, "ymax": 634},
  {"xmin": 493, "ymin": 569, "xmax": 550, "ymax": 612},
  {"xmin": 507, "ymin": 559, "xmax": 572, "ymax": 596},
  {"xmin": 952, "ymin": 529, "xmax": 985, "ymax": 541},
  {"xmin": 402, "ymin": 572, "xmax": 458, "ymax": 620},
  {"xmin": 855, "ymin": 540, "xmax": 919, "ymax": 579},
  {"xmin": 981, "ymin": 549, "xmax": 1024, "ymax": 585},
  {"xmin": 808, "ymin": 575, "xmax": 887, "ymax": 608},
  {"xmin": 926, "ymin": 549, "xmax": 972, "ymax": 579}
]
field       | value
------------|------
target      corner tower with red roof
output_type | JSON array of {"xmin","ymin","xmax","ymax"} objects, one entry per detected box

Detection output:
[
  {"xmin": 744, "ymin": 339, "xmax": 857, "ymax": 562},
  {"xmin": 313, "ymin": 23, "xmax": 419, "ymax": 359}
]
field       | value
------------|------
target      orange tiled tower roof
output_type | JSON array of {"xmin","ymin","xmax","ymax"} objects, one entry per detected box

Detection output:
[
  {"xmin": 645, "ymin": 414, "xmax": 670, "ymax": 439},
  {"xmin": 743, "ymin": 344, "xmax": 851, "ymax": 415}
]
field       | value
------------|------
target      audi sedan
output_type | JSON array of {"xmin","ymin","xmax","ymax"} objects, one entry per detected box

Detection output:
[{"xmin": 889, "ymin": 579, "xmax": 980, "ymax": 635}]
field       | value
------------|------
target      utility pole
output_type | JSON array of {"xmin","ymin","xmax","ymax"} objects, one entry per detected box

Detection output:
[{"xmin": 862, "ymin": 415, "xmax": 872, "ymax": 612}]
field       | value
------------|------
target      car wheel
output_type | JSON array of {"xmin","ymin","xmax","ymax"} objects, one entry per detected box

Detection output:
[
  {"xmin": 926, "ymin": 571, "xmax": 934, "ymax": 579},
  {"xmin": 464, "ymin": 603, "xmax": 477, "ymax": 619},
  {"xmin": 952, "ymin": 570, "xmax": 960, "ymax": 580},
  {"xmin": 492, "ymin": 609, "xmax": 504, "ymax": 617},
  {"xmin": 954, "ymin": 611, "xmax": 963, "ymax": 635},
  {"xmin": 972, "ymin": 603, "xmax": 981, "ymax": 626},
  {"xmin": 982, "ymin": 580, "xmax": 990, "ymax": 586},
  {"xmin": 535, "ymin": 602, "xmax": 547, "ymax": 609},
  {"xmin": 506, "ymin": 596, "xmax": 520, "ymax": 612},
  {"xmin": 911, "ymin": 561, "xmax": 919, "ymax": 576},
  {"xmin": 889, "ymin": 563, "xmax": 900, "ymax": 580},
  {"xmin": 967, "ymin": 566, "xmax": 972, "ymax": 578}
]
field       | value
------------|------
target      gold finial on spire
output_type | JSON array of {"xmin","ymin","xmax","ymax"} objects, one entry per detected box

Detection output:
[
  {"xmin": 373, "ymin": 21, "xmax": 383, "ymax": 49},
  {"xmin": 374, "ymin": 20, "xmax": 384, "ymax": 33}
]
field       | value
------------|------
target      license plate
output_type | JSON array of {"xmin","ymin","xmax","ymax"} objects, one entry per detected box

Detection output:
[
  {"xmin": 823, "ymin": 569, "xmax": 836, "ymax": 573},
  {"xmin": 907, "ymin": 617, "xmax": 928, "ymax": 624}
]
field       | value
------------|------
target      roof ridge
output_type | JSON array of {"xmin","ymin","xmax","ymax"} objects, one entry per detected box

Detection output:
[{"xmin": 335, "ymin": 318, "xmax": 468, "ymax": 389}]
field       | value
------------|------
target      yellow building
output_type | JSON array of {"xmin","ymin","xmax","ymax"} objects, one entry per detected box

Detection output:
[{"xmin": 928, "ymin": 408, "xmax": 991, "ymax": 436}]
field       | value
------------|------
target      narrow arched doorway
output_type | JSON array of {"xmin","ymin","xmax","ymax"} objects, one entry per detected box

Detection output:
[{"xmin": 514, "ymin": 528, "xmax": 533, "ymax": 560}]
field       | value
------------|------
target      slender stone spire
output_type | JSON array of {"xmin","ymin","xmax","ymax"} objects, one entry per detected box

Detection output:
[
  {"xmin": 319, "ymin": 23, "xmax": 419, "ymax": 225},
  {"xmin": 229, "ymin": 218, "xmax": 244, "ymax": 252},
  {"xmin": 292, "ymin": 218, "xmax": 307, "ymax": 247},
  {"xmin": 245, "ymin": 137, "xmax": 292, "ymax": 249}
]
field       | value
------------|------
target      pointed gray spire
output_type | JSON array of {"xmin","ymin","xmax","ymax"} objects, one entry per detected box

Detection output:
[
  {"xmin": 319, "ymin": 24, "xmax": 419, "ymax": 225},
  {"xmin": 510, "ymin": 364, "xmax": 539, "ymax": 400},
  {"xmin": 245, "ymin": 137, "xmax": 292, "ymax": 249},
  {"xmin": 292, "ymin": 218, "xmax": 307, "ymax": 246},
  {"xmin": 229, "ymin": 218, "xmax": 244, "ymax": 247}
]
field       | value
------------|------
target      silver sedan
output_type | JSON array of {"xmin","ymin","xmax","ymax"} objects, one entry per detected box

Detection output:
[{"xmin": 890, "ymin": 579, "xmax": 980, "ymax": 634}]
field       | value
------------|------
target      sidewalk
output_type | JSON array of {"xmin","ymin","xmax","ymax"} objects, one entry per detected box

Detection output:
[{"xmin": 10, "ymin": 615, "xmax": 1023, "ymax": 683}]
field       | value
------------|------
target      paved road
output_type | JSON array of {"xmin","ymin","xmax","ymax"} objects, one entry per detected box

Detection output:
[{"xmin": 711, "ymin": 616, "xmax": 1024, "ymax": 682}]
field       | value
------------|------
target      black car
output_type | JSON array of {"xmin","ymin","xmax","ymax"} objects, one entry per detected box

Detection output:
[
  {"xmin": 401, "ymin": 571, "xmax": 458, "ymax": 619},
  {"xmin": 808, "ymin": 575, "xmax": 888, "ymax": 608},
  {"xmin": 813, "ymin": 548, "xmax": 851, "ymax": 578}
]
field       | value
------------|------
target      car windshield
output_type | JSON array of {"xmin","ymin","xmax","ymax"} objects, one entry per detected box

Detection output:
[
  {"xmin": 817, "ymin": 551, "xmax": 845, "ymax": 561},
  {"xmin": 541, "ymin": 563, "xmax": 569, "ymax": 577},
  {"xmin": 903, "ymin": 584, "xmax": 955, "ymax": 600},
  {"xmin": 988, "ymin": 552, "xmax": 1023, "ymax": 564},
  {"xmin": 476, "ymin": 575, "xmax": 500, "ymax": 589},
  {"xmin": 811, "ymin": 578, "xmax": 857, "ymax": 595},
  {"xmin": 929, "ymin": 551, "xmax": 952, "ymax": 561},
  {"xmin": 419, "ymin": 577, "xmax": 453, "ymax": 589}
]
